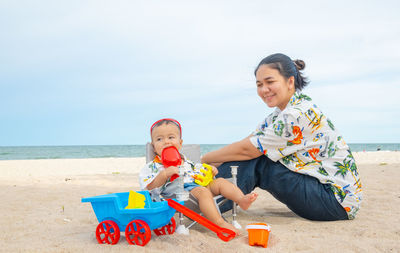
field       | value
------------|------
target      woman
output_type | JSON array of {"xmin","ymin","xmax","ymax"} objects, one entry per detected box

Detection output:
[{"xmin": 201, "ymin": 53, "xmax": 362, "ymax": 220}]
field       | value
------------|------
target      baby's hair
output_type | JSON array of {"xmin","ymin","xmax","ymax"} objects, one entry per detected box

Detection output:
[
  {"xmin": 150, "ymin": 118, "xmax": 182, "ymax": 137},
  {"xmin": 254, "ymin": 53, "xmax": 309, "ymax": 91}
]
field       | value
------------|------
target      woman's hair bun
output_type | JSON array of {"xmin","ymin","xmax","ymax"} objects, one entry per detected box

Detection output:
[{"xmin": 293, "ymin": 59, "xmax": 305, "ymax": 71}]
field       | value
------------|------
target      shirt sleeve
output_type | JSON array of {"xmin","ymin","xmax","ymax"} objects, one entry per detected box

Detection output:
[
  {"xmin": 249, "ymin": 109, "xmax": 307, "ymax": 162},
  {"xmin": 181, "ymin": 159, "xmax": 202, "ymax": 183},
  {"xmin": 139, "ymin": 162, "xmax": 162, "ymax": 190}
]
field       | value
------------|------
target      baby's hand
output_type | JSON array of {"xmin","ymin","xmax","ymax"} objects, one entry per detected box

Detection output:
[
  {"xmin": 211, "ymin": 165, "xmax": 218, "ymax": 176},
  {"xmin": 193, "ymin": 163, "xmax": 214, "ymax": 186},
  {"xmin": 164, "ymin": 166, "xmax": 179, "ymax": 178}
]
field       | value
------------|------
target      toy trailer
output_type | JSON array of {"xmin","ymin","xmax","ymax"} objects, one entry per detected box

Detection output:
[{"xmin": 82, "ymin": 191, "xmax": 181, "ymax": 246}]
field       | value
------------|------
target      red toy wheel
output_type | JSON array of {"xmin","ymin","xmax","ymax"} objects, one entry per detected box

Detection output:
[
  {"xmin": 95, "ymin": 220, "xmax": 120, "ymax": 245},
  {"xmin": 125, "ymin": 220, "xmax": 151, "ymax": 246},
  {"xmin": 153, "ymin": 217, "xmax": 176, "ymax": 236}
]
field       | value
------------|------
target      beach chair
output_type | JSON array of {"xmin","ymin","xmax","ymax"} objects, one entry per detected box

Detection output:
[{"xmin": 145, "ymin": 143, "xmax": 241, "ymax": 231}]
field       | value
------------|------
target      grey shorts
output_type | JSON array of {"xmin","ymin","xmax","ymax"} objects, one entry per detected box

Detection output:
[
  {"xmin": 184, "ymin": 182, "xmax": 201, "ymax": 192},
  {"xmin": 158, "ymin": 180, "xmax": 201, "ymax": 201}
]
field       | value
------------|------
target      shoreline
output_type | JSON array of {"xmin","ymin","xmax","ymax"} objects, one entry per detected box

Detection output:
[
  {"xmin": 0, "ymin": 150, "xmax": 399, "ymax": 160},
  {"xmin": 1, "ymin": 144, "xmax": 399, "ymax": 161}
]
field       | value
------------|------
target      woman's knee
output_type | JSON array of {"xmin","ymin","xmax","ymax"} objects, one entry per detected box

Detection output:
[
  {"xmin": 269, "ymin": 174, "xmax": 349, "ymax": 221},
  {"xmin": 216, "ymin": 163, "xmax": 235, "ymax": 178},
  {"xmin": 217, "ymin": 159, "xmax": 260, "ymax": 194}
]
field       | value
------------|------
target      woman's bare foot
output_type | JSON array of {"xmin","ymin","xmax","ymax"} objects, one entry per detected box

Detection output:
[
  {"xmin": 216, "ymin": 220, "xmax": 240, "ymax": 235},
  {"xmin": 237, "ymin": 192, "xmax": 258, "ymax": 210}
]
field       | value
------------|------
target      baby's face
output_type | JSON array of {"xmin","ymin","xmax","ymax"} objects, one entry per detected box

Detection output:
[{"xmin": 151, "ymin": 123, "xmax": 183, "ymax": 156}]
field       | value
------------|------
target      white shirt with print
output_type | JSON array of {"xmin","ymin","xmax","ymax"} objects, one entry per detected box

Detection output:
[{"xmin": 249, "ymin": 92, "xmax": 362, "ymax": 219}]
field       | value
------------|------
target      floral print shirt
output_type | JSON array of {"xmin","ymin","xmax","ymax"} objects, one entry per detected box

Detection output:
[
  {"xmin": 249, "ymin": 92, "xmax": 362, "ymax": 219},
  {"xmin": 139, "ymin": 155, "xmax": 204, "ymax": 200}
]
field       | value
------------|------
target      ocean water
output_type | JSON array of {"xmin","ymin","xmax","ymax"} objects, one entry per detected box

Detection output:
[{"xmin": 0, "ymin": 143, "xmax": 398, "ymax": 161}]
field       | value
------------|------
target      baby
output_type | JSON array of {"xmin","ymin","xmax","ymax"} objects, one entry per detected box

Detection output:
[{"xmin": 139, "ymin": 118, "xmax": 258, "ymax": 234}]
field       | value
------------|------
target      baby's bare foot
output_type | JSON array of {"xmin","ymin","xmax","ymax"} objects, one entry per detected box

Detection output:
[{"xmin": 238, "ymin": 192, "xmax": 258, "ymax": 210}]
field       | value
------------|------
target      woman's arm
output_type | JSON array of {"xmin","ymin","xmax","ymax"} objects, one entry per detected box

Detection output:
[{"xmin": 201, "ymin": 137, "xmax": 262, "ymax": 164}]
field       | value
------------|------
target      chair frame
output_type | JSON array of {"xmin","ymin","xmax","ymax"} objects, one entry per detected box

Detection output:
[{"xmin": 145, "ymin": 143, "xmax": 241, "ymax": 230}]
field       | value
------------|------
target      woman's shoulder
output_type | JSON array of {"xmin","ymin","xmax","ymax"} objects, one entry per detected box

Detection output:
[
  {"xmin": 286, "ymin": 93, "xmax": 320, "ymax": 114},
  {"xmin": 279, "ymin": 93, "xmax": 328, "ymax": 127},
  {"xmin": 289, "ymin": 93, "xmax": 313, "ymax": 105},
  {"xmin": 288, "ymin": 93, "xmax": 313, "ymax": 107}
]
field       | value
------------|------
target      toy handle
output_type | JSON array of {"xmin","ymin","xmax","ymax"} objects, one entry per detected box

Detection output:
[
  {"xmin": 161, "ymin": 146, "xmax": 182, "ymax": 182},
  {"xmin": 166, "ymin": 199, "xmax": 236, "ymax": 242},
  {"xmin": 170, "ymin": 174, "xmax": 179, "ymax": 182},
  {"xmin": 217, "ymin": 228, "xmax": 237, "ymax": 242}
]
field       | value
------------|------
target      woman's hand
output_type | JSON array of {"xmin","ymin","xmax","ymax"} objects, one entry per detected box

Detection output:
[{"xmin": 205, "ymin": 162, "xmax": 222, "ymax": 168}]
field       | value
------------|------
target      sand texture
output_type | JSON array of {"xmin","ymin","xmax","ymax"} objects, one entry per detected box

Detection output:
[{"xmin": 1, "ymin": 151, "xmax": 399, "ymax": 252}]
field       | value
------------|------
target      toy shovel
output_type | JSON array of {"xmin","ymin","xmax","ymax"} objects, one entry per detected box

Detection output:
[
  {"xmin": 161, "ymin": 146, "xmax": 181, "ymax": 181},
  {"xmin": 167, "ymin": 199, "xmax": 236, "ymax": 241}
]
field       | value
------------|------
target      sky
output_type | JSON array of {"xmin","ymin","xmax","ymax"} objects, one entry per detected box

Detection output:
[{"xmin": 1, "ymin": 0, "xmax": 399, "ymax": 146}]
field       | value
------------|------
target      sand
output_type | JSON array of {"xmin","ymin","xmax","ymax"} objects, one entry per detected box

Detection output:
[{"xmin": 1, "ymin": 151, "xmax": 399, "ymax": 252}]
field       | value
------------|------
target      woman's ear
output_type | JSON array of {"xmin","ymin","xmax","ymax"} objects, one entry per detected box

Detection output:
[{"xmin": 289, "ymin": 76, "xmax": 295, "ymax": 90}]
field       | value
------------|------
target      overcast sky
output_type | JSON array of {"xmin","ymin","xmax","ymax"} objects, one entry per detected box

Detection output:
[{"xmin": 1, "ymin": 0, "xmax": 399, "ymax": 146}]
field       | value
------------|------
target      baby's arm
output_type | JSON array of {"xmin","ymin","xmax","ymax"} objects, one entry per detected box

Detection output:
[{"xmin": 146, "ymin": 166, "xmax": 179, "ymax": 190}]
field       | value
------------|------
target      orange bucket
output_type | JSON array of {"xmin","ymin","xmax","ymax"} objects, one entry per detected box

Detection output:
[{"xmin": 245, "ymin": 223, "xmax": 271, "ymax": 248}]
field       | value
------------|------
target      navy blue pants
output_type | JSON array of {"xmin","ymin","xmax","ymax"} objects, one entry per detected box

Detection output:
[{"xmin": 217, "ymin": 155, "xmax": 348, "ymax": 221}]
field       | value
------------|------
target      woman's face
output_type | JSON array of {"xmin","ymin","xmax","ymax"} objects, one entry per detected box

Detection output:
[{"xmin": 256, "ymin": 64, "xmax": 295, "ymax": 110}]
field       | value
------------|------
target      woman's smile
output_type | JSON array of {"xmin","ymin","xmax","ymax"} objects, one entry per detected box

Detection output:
[{"xmin": 264, "ymin": 94, "xmax": 275, "ymax": 99}]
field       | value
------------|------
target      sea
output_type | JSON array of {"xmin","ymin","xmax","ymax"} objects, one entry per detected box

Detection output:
[{"xmin": 0, "ymin": 143, "xmax": 399, "ymax": 161}]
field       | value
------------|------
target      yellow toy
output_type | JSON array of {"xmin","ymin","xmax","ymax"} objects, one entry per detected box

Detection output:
[
  {"xmin": 125, "ymin": 190, "xmax": 146, "ymax": 209},
  {"xmin": 193, "ymin": 163, "xmax": 214, "ymax": 187}
]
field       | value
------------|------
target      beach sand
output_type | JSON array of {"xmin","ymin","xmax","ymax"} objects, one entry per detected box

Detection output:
[{"xmin": 1, "ymin": 151, "xmax": 399, "ymax": 252}]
